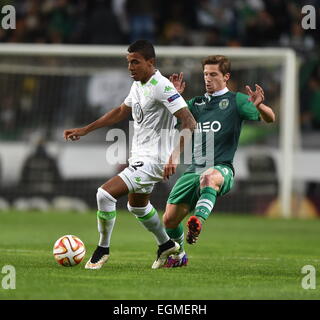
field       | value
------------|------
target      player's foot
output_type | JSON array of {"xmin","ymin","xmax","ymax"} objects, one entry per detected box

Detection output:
[
  {"xmin": 85, "ymin": 246, "xmax": 110, "ymax": 270},
  {"xmin": 151, "ymin": 239, "xmax": 180, "ymax": 269},
  {"xmin": 186, "ymin": 216, "xmax": 202, "ymax": 244},
  {"xmin": 164, "ymin": 252, "xmax": 188, "ymax": 268}
]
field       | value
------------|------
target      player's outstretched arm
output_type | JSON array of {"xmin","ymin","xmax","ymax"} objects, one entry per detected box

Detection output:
[
  {"xmin": 163, "ymin": 107, "xmax": 196, "ymax": 179},
  {"xmin": 256, "ymin": 103, "xmax": 276, "ymax": 123},
  {"xmin": 63, "ymin": 103, "xmax": 131, "ymax": 141},
  {"xmin": 174, "ymin": 107, "xmax": 196, "ymax": 131},
  {"xmin": 245, "ymin": 84, "xmax": 276, "ymax": 123}
]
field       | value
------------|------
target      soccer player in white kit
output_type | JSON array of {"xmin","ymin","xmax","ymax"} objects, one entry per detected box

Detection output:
[{"xmin": 64, "ymin": 40, "xmax": 196, "ymax": 269}]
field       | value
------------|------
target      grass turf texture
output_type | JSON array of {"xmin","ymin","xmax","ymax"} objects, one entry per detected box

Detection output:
[{"xmin": 0, "ymin": 210, "xmax": 319, "ymax": 300}]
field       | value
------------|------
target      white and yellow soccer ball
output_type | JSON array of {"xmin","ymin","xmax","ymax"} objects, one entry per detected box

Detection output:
[{"xmin": 53, "ymin": 235, "xmax": 85, "ymax": 267}]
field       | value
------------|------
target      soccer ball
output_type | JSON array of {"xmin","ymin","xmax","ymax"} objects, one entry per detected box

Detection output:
[{"xmin": 53, "ymin": 235, "xmax": 86, "ymax": 267}]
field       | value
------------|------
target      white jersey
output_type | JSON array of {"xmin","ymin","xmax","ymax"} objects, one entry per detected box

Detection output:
[{"xmin": 124, "ymin": 70, "xmax": 187, "ymax": 164}]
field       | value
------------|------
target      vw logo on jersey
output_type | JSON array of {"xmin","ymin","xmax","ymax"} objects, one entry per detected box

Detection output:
[
  {"xmin": 219, "ymin": 98, "xmax": 229, "ymax": 110},
  {"xmin": 133, "ymin": 102, "xmax": 144, "ymax": 123}
]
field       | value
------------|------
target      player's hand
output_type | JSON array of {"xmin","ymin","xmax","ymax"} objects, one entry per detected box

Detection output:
[
  {"xmin": 163, "ymin": 163, "xmax": 178, "ymax": 180},
  {"xmin": 169, "ymin": 72, "xmax": 186, "ymax": 94},
  {"xmin": 245, "ymin": 84, "xmax": 265, "ymax": 107},
  {"xmin": 63, "ymin": 128, "xmax": 87, "ymax": 141}
]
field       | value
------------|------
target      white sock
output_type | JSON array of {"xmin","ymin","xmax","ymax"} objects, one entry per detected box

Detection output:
[
  {"xmin": 128, "ymin": 202, "xmax": 170, "ymax": 245},
  {"xmin": 96, "ymin": 188, "xmax": 117, "ymax": 248},
  {"xmin": 97, "ymin": 216, "xmax": 115, "ymax": 248}
]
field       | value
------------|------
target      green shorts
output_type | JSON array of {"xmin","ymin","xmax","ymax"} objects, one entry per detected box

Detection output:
[{"xmin": 167, "ymin": 164, "xmax": 234, "ymax": 212}]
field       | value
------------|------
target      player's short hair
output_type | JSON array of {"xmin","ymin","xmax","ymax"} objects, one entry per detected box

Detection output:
[
  {"xmin": 202, "ymin": 55, "xmax": 231, "ymax": 75},
  {"xmin": 128, "ymin": 40, "xmax": 156, "ymax": 61}
]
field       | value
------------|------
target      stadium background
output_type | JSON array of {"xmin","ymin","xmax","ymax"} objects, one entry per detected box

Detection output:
[{"xmin": 0, "ymin": 0, "xmax": 319, "ymax": 218}]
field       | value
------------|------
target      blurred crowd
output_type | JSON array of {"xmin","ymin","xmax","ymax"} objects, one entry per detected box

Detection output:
[
  {"xmin": 0, "ymin": 0, "xmax": 319, "ymax": 131},
  {"xmin": 0, "ymin": 0, "xmax": 319, "ymax": 49}
]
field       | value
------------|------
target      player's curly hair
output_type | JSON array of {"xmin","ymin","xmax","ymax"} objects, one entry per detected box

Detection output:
[
  {"xmin": 202, "ymin": 55, "xmax": 231, "ymax": 75},
  {"xmin": 128, "ymin": 40, "xmax": 156, "ymax": 61}
]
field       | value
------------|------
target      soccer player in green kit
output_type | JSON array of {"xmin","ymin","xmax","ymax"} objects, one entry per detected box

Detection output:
[{"xmin": 162, "ymin": 55, "xmax": 276, "ymax": 267}]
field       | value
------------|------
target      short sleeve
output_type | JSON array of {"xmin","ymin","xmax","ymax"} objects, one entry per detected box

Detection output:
[
  {"xmin": 123, "ymin": 83, "xmax": 135, "ymax": 107},
  {"xmin": 154, "ymin": 78, "xmax": 187, "ymax": 114},
  {"xmin": 236, "ymin": 92, "xmax": 261, "ymax": 121}
]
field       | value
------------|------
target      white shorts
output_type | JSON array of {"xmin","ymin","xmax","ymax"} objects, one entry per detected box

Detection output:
[{"xmin": 118, "ymin": 159, "xmax": 164, "ymax": 194}]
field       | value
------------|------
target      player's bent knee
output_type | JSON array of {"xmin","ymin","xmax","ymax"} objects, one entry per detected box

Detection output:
[
  {"xmin": 163, "ymin": 213, "xmax": 179, "ymax": 229},
  {"xmin": 200, "ymin": 174, "xmax": 212, "ymax": 186},
  {"xmin": 96, "ymin": 187, "xmax": 117, "ymax": 213},
  {"xmin": 127, "ymin": 201, "xmax": 152, "ymax": 218},
  {"xmin": 200, "ymin": 170, "xmax": 224, "ymax": 191},
  {"xmin": 127, "ymin": 202, "xmax": 161, "ymax": 232}
]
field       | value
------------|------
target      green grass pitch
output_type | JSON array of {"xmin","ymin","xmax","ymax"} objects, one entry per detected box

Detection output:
[{"xmin": 0, "ymin": 210, "xmax": 319, "ymax": 300}]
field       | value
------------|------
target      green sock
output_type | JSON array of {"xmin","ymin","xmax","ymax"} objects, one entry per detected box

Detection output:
[
  {"xmin": 194, "ymin": 186, "xmax": 217, "ymax": 222},
  {"xmin": 166, "ymin": 223, "xmax": 184, "ymax": 253}
]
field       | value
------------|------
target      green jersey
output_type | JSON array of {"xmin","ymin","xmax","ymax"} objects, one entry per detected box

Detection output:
[{"xmin": 185, "ymin": 90, "xmax": 260, "ymax": 174}]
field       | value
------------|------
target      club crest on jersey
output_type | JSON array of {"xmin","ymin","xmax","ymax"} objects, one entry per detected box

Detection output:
[
  {"xmin": 167, "ymin": 93, "xmax": 180, "ymax": 103},
  {"xmin": 133, "ymin": 102, "xmax": 143, "ymax": 123},
  {"xmin": 219, "ymin": 98, "xmax": 229, "ymax": 110}
]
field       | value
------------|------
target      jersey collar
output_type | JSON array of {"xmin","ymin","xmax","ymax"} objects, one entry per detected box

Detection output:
[
  {"xmin": 205, "ymin": 87, "xmax": 229, "ymax": 101},
  {"xmin": 139, "ymin": 70, "xmax": 159, "ymax": 86}
]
